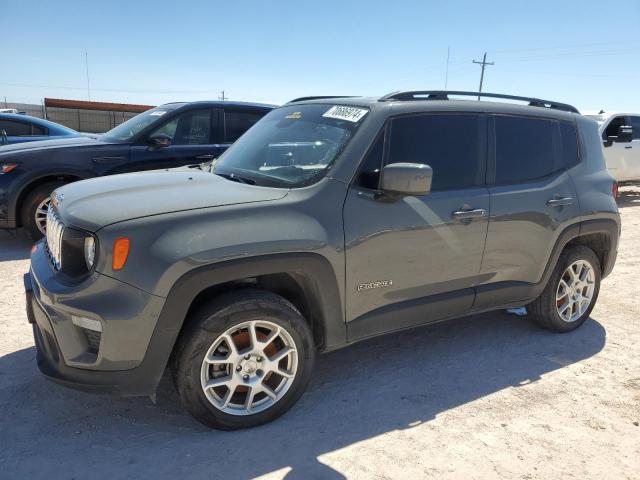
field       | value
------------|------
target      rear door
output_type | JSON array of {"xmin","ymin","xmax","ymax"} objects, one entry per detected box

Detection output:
[
  {"xmin": 475, "ymin": 115, "xmax": 580, "ymax": 309},
  {"xmin": 124, "ymin": 108, "xmax": 224, "ymax": 173},
  {"xmin": 344, "ymin": 113, "xmax": 490, "ymax": 338},
  {"xmin": 223, "ymin": 108, "xmax": 268, "ymax": 144}
]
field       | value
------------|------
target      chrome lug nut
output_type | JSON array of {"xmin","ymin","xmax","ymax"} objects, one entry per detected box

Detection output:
[
  {"xmin": 236, "ymin": 365, "xmax": 242, "ymax": 371},
  {"xmin": 257, "ymin": 369, "xmax": 263, "ymax": 377},
  {"xmin": 244, "ymin": 354, "xmax": 251, "ymax": 360}
]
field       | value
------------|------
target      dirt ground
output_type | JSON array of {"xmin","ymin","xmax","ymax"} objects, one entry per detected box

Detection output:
[{"xmin": 1, "ymin": 187, "xmax": 639, "ymax": 480}]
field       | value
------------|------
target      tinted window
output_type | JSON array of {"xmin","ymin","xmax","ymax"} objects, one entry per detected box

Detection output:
[
  {"xmin": 356, "ymin": 132, "xmax": 384, "ymax": 189},
  {"xmin": 151, "ymin": 110, "xmax": 211, "ymax": 145},
  {"xmin": 0, "ymin": 120, "xmax": 30, "ymax": 136},
  {"xmin": 559, "ymin": 121, "xmax": 579, "ymax": 168},
  {"xmin": 32, "ymin": 124, "xmax": 47, "ymax": 135},
  {"xmin": 604, "ymin": 116, "xmax": 627, "ymax": 139},
  {"xmin": 495, "ymin": 116, "xmax": 556, "ymax": 184},
  {"xmin": 630, "ymin": 116, "xmax": 640, "ymax": 140},
  {"xmin": 387, "ymin": 114, "xmax": 484, "ymax": 191},
  {"xmin": 225, "ymin": 110, "xmax": 265, "ymax": 142}
]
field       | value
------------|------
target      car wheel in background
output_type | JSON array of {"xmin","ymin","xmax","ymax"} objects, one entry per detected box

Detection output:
[{"xmin": 21, "ymin": 181, "xmax": 66, "ymax": 240}]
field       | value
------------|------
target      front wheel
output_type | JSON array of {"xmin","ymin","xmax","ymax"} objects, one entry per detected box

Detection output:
[
  {"xmin": 21, "ymin": 181, "xmax": 66, "ymax": 240},
  {"xmin": 527, "ymin": 246, "xmax": 601, "ymax": 332},
  {"xmin": 172, "ymin": 290, "xmax": 315, "ymax": 430}
]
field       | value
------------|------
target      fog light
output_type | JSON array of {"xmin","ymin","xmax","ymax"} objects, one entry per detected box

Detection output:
[{"xmin": 71, "ymin": 315, "xmax": 102, "ymax": 332}]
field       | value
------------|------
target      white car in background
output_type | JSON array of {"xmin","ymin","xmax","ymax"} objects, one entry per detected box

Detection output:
[{"xmin": 586, "ymin": 112, "xmax": 640, "ymax": 182}]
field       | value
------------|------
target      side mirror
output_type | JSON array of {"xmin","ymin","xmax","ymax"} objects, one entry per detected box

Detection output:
[
  {"xmin": 381, "ymin": 163, "xmax": 432, "ymax": 196},
  {"xmin": 149, "ymin": 133, "xmax": 172, "ymax": 148},
  {"xmin": 606, "ymin": 125, "xmax": 633, "ymax": 145}
]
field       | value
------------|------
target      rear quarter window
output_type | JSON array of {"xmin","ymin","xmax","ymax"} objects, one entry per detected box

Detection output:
[{"xmin": 559, "ymin": 121, "xmax": 579, "ymax": 169}]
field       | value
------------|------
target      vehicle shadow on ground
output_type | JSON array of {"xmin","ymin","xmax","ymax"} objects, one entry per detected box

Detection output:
[
  {"xmin": 617, "ymin": 186, "xmax": 640, "ymax": 209},
  {"xmin": 0, "ymin": 312, "xmax": 606, "ymax": 479},
  {"xmin": 0, "ymin": 229, "xmax": 32, "ymax": 261}
]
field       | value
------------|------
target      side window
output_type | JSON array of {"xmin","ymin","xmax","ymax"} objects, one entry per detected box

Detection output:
[
  {"xmin": 387, "ymin": 114, "xmax": 484, "ymax": 191},
  {"xmin": 225, "ymin": 110, "xmax": 265, "ymax": 143},
  {"xmin": 32, "ymin": 124, "xmax": 47, "ymax": 135},
  {"xmin": 494, "ymin": 116, "xmax": 557, "ymax": 184},
  {"xmin": 604, "ymin": 116, "xmax": 628, "ymax": 139},
  {"xmin": 629, "ymin": 116, "xmax": 640, "ymax": 140},
  {"xmin": 151, "ymin": 110, "xmax": 211, "ymax": 145},
  {"xmin": 559, "ymin": 121, "xmax": 579, "ymax": 168},
  {"xmin": 0, "ymin": 120, "xmax": 31, "ymax": 136},
  {"xmin": 355, "ymin": 132, "xmax": 384, "ymax": 189}
]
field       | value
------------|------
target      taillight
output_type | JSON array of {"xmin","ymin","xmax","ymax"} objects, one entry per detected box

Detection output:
[{"xmin": 612, "ymin": 181, "xmax": 619, "ymax": 199}]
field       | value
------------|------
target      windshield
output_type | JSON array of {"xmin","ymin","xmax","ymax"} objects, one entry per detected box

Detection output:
[
  {"xmin": 213, "ymin": 104, "xmax": 368, "ymax": 188},
  {"xmin": 101, "ymin": 105, "xmax": 182, "ymax": 142}
]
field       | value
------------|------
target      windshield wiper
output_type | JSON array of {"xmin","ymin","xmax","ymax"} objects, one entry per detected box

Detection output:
[{"xmin": 215, "ymin": 172, "xmax": 255, "ymax": 185}]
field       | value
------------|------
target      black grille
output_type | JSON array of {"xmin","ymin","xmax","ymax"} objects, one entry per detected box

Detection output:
[{"xmin": 84, "ymin": 329, "xmax": 101, "ymax": 354}]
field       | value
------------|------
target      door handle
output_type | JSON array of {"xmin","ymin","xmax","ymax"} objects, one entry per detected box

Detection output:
[
  {"xmin": 451, "ymin": 208, "xmax": 486, "ymax": 220},
  {"xmin": 196, "ymin": 154, "xmax": 216, "ymax": 160},
  {"xmin": 546, "ymin": 197, "xmax": 574, "ymax": 207},
  {"xmin": 624, "ymin": 145, "xmax": 632, "ymax": 149}
]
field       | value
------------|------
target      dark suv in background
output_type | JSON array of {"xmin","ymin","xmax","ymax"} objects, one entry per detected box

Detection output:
[
  {"xmin": 0, "ymin": 101, "xmax": 274, "ymax": 238},
  {"xmin": 26, "ymin": 91, "xmax": 619, "ymax": 430}
]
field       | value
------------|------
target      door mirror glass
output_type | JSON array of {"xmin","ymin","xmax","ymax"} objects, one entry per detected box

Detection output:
[
  {"xmin": 149, "ymin": 133, "xmax": 172, "ymax": 148},
  {"xmin": 381, "ymin": 163, "xmax": 432, "ymax": 196}
]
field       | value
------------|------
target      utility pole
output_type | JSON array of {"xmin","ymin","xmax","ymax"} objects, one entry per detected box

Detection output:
[
  {"xmin": 444, "ymin": 46, "xmax": 450, "ymax": 89},
  {"xmin": 472, "ymin": 52, "xmax": 494, "ymax": 100},
  {"xmin": 85, "ymin": 52, "xmax": 91, "ymax": 101},
  {"xmin": 219, "ymin": 90, "xmax": 227, "ymax": 101}
]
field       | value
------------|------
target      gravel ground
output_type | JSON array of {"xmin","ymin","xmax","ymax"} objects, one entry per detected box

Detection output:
[{"xmin": 1, "ymin": 187, "xmax": 639, "ymax": 480}]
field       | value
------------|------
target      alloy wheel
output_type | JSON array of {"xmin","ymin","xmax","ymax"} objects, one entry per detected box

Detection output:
[
  {"xmin": 556, "ymin": 259, "xmax": 596, "ymax": 322},
  {"xmin": 34, "ymin": 196, "xmax": 51, "ymax": 235},
  {"xmin": 200, "ymin": 320, "xmax": 298, "ymax": 416}
]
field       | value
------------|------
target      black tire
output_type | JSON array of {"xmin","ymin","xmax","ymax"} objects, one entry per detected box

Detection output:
[
  {"xmin": 172, "ymin": 289, "xmax": 315, "ymax": 430},
  {"xmin": 21, "ymin": 181, "xmax": 67, "ymax": 240},
  {"xmin": 527, "ymin": 245, "xmax": 601, "ymax": 332}
]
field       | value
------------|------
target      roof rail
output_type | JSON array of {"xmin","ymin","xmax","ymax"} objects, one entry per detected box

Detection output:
[
  {"xmin": 378, "ymin": 90, "xmax": 579, "ymax": 113},
  {"xmin": 287, "ymin": 95, "xmax": 354, "ymax": 104}
]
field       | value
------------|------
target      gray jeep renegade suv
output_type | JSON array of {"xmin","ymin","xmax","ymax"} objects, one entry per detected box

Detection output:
[{"xmin": 25, "ymin": 91, "xmax": 620, "ymax": 429}]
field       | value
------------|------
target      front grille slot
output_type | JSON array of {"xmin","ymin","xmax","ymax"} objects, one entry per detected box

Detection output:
[{"xmin": 45, "ymin": 208, "xmax": 65, "ymax": 270}]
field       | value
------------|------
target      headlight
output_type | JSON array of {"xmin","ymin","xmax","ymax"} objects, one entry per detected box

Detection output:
[{"xmin": 84, "ymin": 236, "xmax": 96, "ymax": 269}]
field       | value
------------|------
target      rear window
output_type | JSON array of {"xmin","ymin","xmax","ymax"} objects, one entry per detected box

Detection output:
[
  {"xmin": 225, "ymin": 110, "xmax": 266, "ymax": 143},
  {"xmin": 494, "ymin": 116, "xmax": 557, "ymax": 184}
]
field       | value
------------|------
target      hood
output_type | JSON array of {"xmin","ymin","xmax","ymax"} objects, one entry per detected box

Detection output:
[
  {"xmin": 0, "ymin": 135, "xmax": 104, "ymax": 156},
  {"xmin": 54, "ymin": 170, "xmax": 289, "ymax": 231}
]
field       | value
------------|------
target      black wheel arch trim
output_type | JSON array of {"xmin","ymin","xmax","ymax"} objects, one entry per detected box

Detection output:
[{"xmin": 138, "ymin": 253, "xmax": 345, "ymax": 395}]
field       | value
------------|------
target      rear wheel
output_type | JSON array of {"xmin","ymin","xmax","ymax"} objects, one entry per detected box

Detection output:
[
  {"xmin": 527, "ymin": 246, "xmax": 601, "ymax": 332},
  {"xmin": 173, "ymin": 289, "xmax": 315, "ymax": 430},
  {"xmin": 20, "ymin": 181, "xmax": 66, "ymax": 240}
]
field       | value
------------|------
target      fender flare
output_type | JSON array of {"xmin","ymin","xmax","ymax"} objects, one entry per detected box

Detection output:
[{"xmin": 138, "ymin": 253, "xmax": 346, "ymax": 393}]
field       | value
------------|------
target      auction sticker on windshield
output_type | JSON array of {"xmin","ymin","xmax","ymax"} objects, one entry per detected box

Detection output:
[{"xmin": 323, "ymin": 106, "xmax": 368, "ymax": 123}]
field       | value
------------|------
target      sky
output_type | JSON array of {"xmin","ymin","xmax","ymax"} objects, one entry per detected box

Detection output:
[{"xmin": 2, "ymin": 0, "xmax": 640, "ymax": 113}]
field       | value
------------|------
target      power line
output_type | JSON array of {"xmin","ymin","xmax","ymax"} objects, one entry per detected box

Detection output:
[{"xmin": 472, "ymin": 52, "xmax": 494, "ymax": 99}]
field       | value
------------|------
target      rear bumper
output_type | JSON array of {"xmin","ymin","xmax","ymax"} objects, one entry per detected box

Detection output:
[{"xmin": 26, "ymin": 242, "xmax": 171, "ymax": 396}]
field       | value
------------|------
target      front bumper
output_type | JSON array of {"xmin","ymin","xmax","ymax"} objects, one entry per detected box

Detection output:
[{"xmin": 26, "ymin": 241, "xmax": 170, "ymax": 396}]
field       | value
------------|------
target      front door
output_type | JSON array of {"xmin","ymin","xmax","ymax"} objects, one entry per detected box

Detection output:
[
  {"xmin": 123, "ymin": 108, "xmax": 224, "ymax": 174},
  {"xmin": 344, "ymin": 113, "xmax": 490, "ymax": 340}
]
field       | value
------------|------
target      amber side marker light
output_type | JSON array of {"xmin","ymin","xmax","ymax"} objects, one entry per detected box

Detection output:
[{"xmin": 112, "ymin": 238, "xmax": 131, "ymax": 270}]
